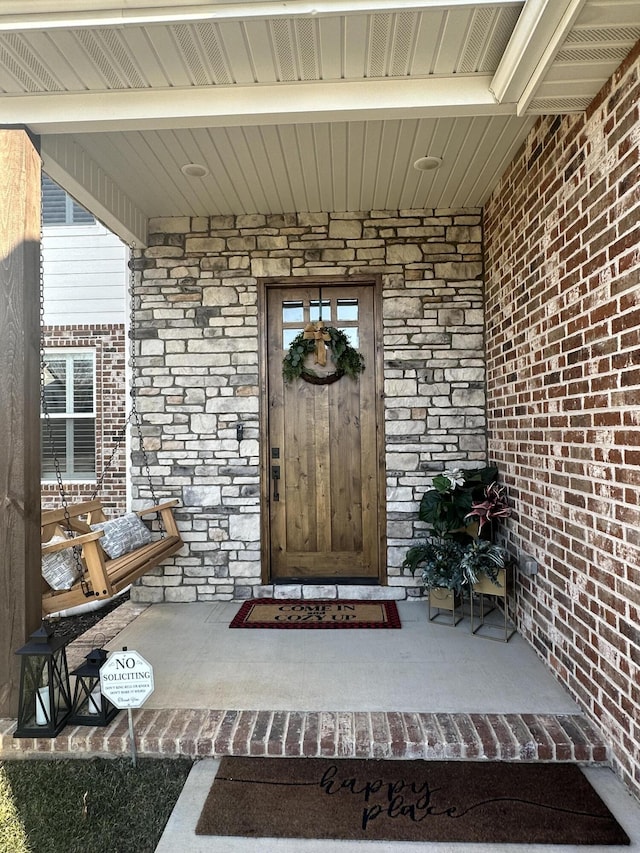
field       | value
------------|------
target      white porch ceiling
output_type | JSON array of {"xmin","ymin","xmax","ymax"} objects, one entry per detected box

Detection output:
[{"xmin": 1, "ymin": 0, "xmax": 639, "ymax": 244}]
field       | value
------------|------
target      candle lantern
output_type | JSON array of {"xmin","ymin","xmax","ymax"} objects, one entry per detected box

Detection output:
[
  {"xmin": 70, "ymin": 648, "xmax": 118, "ymax": 727},
  {"xmin": 14, "ymin": 624, "xmax": 72, "ymax": 738}
]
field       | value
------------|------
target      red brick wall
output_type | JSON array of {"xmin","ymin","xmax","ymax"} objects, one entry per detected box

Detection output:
[
  {"xmin": 41, "ymin": 325, "xmax": 127, "ymax": 515},
  {"xmin": 484, "ymin": 42, "xmax": 640, "ymax": 798}
]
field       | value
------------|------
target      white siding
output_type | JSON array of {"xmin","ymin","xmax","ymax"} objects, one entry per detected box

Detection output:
[{"xmin": 42, "ymin": 224, "xmax": 127, "ymax": 325}]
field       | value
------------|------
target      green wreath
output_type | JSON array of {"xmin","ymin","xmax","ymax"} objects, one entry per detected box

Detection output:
[{"xmin": 283, "ymin": 326, "xmax": 365, "ymax": 384}]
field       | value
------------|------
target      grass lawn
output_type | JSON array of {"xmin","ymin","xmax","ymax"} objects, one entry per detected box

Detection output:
[{"xmin": 0, "ymin": 757, "xmax": 193, "ymax": 853}]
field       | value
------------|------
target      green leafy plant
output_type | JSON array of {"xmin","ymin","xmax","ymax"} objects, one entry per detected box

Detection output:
[
  {"xmin": 402, "ymin": 536, "xmax": 508, "ymax": 594},
  {"xmin": 403, "ymin": 537, "xmax": 466, "ymax": 594},
  {"xmin": 419, "ymin": 466, "xmax": 498, "ymax": 538},
  {"xmin": 458, "ymin": 538, "xmax": 507, "ymax": 587},
  {"xmin": 403, "ymin": 466, "xmax": 512, "ymax": 595},
  {"xmin": 282, "ymin": 327, "xmax": 365, "ymax": 383}
]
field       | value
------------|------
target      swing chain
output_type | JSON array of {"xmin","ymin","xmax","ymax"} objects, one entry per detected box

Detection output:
[
  {"xmin": 39, "ymin": 292, "xmax": 71, "ymax": 529},
  {"xmin": 90, "ymin": 250, "xmax": 133, "ymax": 501},
  {"xmin": 39, "ymin": 226, "xmax": 71, "ymax": 529},
  {"xmin": 42, "ymin": 236, "xmax": 164, "ymax": 567},
  {"xmin": 39, "ymin": 213, "xmax": 89, "ymax": 588},
  {"xmin": 87, "ymin": 246, "xmax": 163, "ymax": 537},
  {"xmin": 126, "ymin": 248, "xmax": 165, "ymax": 536},
  {"xmin": 90, "ymin": 421, "xmax": 127, "ymax": 501}
]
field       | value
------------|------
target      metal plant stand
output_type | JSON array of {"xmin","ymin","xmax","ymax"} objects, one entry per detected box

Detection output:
[
  {"xmin": 469, "ymin": 564, "xmax": 516, "ymax": 642},
  {"xmin": 428, "ymin": 588, "xmax": 464, "ymax": 627}
]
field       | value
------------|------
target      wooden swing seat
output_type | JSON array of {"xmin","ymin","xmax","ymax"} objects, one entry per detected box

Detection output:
[{"xmin": 41, "ymin": 499, "xmax": 182, "ymax": 616}]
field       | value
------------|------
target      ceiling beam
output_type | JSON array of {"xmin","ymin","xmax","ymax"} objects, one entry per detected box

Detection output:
[
  {"xmin": 0, "ymin": 0, "xmax": 522, "ymax": 29},
  {"xmin": 515, "ymin": 0, "xmax": 590, "ymax": 115},
  {"xmin": 2, "ymin": 77, "xmax": 514, "ymax": 135},
  {"xmin": 41, "ymin": 136, "xmax": 148, "ymax": 245},
  {"xmin": 490, "ymin": 0, "xmax": 587, "ymax": 106}
]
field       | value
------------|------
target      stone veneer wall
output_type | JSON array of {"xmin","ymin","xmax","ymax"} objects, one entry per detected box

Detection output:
[
  {"xmin": 130, "ymin": 209, "xmax": 486, "ymax": 602},
  {"xmin": 484, "ymin": 42, "xmax": 640, "ymax": 799}
]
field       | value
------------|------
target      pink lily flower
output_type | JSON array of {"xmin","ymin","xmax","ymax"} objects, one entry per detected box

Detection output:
[{"xmin": 465, "ymin": 482, "xmax": 511, "ymax": 531}]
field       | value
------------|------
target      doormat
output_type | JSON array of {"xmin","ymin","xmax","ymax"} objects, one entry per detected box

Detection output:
[
  {"xmin": 229, "ymin": 599, "xmax": 401, "ymax": 629},
  {"xmin": 196, "ymin": 757, "xmax": 630, "ymax": 845}
]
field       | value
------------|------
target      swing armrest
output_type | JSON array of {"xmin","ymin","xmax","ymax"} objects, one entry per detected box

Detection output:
[
  {"xmin": 135, "ymin": 499, "xmax": 181, "ymax": 538},
  {"xmin": 41, "ymin": 529, "xmax": 113, "ymax": 599},
  {"xmin": 135, "ymin": 499, "xmax": 179, "ymax": 517},
  {"xmin": 42, "ymin": 530, "xmax": 105, "ymax": 554}
]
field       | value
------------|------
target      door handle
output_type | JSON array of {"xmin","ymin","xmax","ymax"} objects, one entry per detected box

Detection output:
[{"xmin": 272, "ymin": 465, "xmax": 280, "ymax": 502}]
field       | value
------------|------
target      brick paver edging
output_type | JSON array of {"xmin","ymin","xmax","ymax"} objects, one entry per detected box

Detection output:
[{"xmin": 0, "ymin": 710, "xmax": 609, "ymax": 764}]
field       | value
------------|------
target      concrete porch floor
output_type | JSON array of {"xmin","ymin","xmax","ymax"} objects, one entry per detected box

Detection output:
[
  {"xmin": 2, "ymin": 597, "xmax": 640, "ymax": 851},
  {"xmin": 107, "ymin": 599, "xmax": 582, "ymax": 714}
]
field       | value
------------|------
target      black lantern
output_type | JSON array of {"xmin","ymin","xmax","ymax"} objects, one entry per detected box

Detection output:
[
  {"xmin": 14, "ymin": 624, "xmax": 72, "ymax": 738},
  {"xmin": 70, "ymin": 648, "xmax": 118, "ymax": 727}
]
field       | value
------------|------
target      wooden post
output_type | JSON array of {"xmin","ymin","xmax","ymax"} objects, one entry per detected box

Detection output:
[{"xmin": 0, "ymin": 128, "xmax": 42, "ymax": 717}]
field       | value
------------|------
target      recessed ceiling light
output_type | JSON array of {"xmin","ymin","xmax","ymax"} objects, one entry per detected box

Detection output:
[
  {"xmin": 413, "ymin": 156, "xmax": 443, "ymax": 172},
  {"xmin": 181, "ymin": 163, "xmax": 209, "ymax": 178}
]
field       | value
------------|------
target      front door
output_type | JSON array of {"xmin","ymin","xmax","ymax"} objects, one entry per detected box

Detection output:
[{"xmin": 262, "ymin": 279, "xmax": 384, "ymax": 583}]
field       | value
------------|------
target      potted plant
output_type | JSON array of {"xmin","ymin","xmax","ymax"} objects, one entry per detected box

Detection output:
[
  {"xmin": 464, "ymin": 481, "xmax": 512, "ymax": 535},
  {"xmin": 403, "ymin": 536, "xmax": 508, "ymax": 595},
  {"xmin": 418, "ymin": 466, "xmax": 499, "ymax": 538},
  {"xmin": 463, "ymin": 481, "xmax": 512, "ymax": 593},
  {"xmin": 403, "ymin": 536, "xmax": 466, "ymax": 622},
  {"xmin": 403, "ymin": 466, "xmax": 513, "ymax": 618},
  {"xmin": 403, "ymin": 537, "xmax": 467, "ymax": 595},
  {"xmin": 459, "ymin": 538, "xmax": 508, "ymax": 592}
]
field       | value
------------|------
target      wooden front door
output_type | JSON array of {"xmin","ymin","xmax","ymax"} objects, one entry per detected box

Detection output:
[{"xmin": 262, "ymin": 280, "xmax": 384, "ymax": 583}]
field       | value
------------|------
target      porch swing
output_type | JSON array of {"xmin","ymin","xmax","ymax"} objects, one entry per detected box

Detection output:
[{"xmin": 41, "ymin": 246, "xmax": 183, "ymax": 617}]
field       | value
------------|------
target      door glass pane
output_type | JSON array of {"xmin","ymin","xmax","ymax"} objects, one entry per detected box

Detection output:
[
  {"xmin": 282, "ymin": 301, "xmax": 304, "ymax": 323},
  {"xmin": 338, "ymin": 328, "xmax": 359, "ymax": 348},
  {"xmin": 337, "ymin": 299, "xmax": 358, "ymax": 321},
  {"xmin": 310, "ymin": 300, "xmax": 331, "ymax": 322},
  {"xmin": 283, "ymin": 328, "xmax": 304, "ymax": 349}
]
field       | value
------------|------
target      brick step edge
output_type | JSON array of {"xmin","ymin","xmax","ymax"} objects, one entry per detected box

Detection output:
[{"xmin": 0, "ymin": 711, "xmax": 609, "ymax": 764}]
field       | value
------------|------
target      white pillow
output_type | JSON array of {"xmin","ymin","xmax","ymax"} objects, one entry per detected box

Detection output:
[
  {"xmin": 42, "ymin": 536, "xmax": 82, "ymax": 590},
  {"xmin": 91, "ymin": 512, "xmax": 152, "ymax": 559}
]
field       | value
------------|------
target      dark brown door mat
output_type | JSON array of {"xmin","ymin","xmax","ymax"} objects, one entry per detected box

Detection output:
[
  {"xmin": 196, "ymin": 757, "xmax": 630, "ymax": 845},
  {"xmin": 229, "ymin": 599, "xmax": 401, "ymax": 629}
]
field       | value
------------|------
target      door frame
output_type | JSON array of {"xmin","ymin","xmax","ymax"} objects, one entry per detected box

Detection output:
[{"xmin": 258, "ymin": 275, "xmax": 387, "ymax": 585}]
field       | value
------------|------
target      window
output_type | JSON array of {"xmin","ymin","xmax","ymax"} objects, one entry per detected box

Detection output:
[
  {"xmin": 42, "ymin": 175, "xmax": 95, "ymax": 226},
  {"xmin": 41, "ymin": 351, "xmax": 96, "ymax": 480}
]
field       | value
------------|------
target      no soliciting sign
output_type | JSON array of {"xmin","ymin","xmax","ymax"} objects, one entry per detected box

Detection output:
[{"xmin": 100, "ymin": 650, "xmax": 154, "ymax": 709}]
